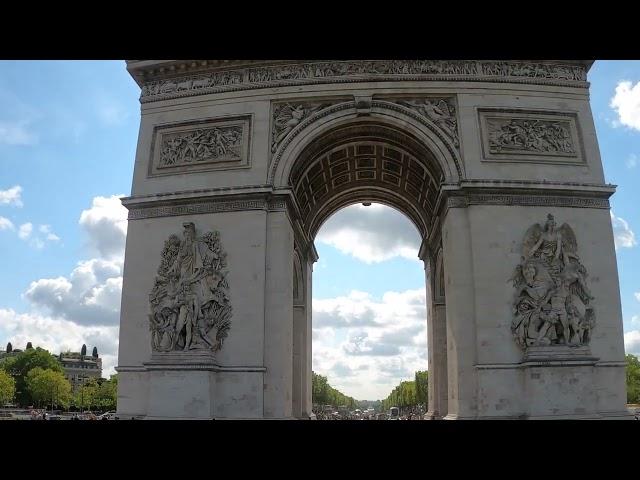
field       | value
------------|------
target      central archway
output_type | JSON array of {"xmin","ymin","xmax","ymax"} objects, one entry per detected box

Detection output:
[{"xmin": 282, "ymin": 116, "xmax": 455, "ymax": 419}]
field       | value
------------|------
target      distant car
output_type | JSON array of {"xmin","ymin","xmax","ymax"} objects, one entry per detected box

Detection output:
[
  {"xmin": 97, "ymin": 412, "xmax": 117, "ymax": 420},
  {"xmin": 47, "ymin": 415, "xmax": 62, "ymax": 420}
]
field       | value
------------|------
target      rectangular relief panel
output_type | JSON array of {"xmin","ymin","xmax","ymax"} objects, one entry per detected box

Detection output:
[
  {"xmin": 148, "ymin": 115, "xmax": 251, "ymax": 176},
  {"xmin": 478, "ymin": 109, "xmax": 584, "ymax": 165}
]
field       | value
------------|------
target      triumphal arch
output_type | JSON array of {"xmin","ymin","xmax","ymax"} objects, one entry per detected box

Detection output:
[{"xmin": 116, "ymin": 60, "xmax": 630, "ymax": 419}]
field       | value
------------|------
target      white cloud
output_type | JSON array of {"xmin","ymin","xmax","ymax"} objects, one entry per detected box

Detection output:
[
  {"xmin": 610, "ymin": 211, "xmax": 637, "ymax": 249},
  {"xmin": 15, "ymin": 222, "xmax": 60, "ymax": 248},
  {"xmin": 0, "ymin": 121, "xmax": 36, "ymax": 145},
  {"xmin": 625, "ymin": 330, "xmax": 640, "ymax": 355},
  {"xmin": 316, "ymin": 203, "xmax": 421, "ymax": 263},
  {"xmin": 312, "ymin": 288, "xmax": 428, "ymax": 400},
  {"xmin": 39, "ymin": 224, "xmax": 60, "ymax": 242},
  {"xmin": 24, "ymin": 258, "xmax": 123, "ymax": 326},
  {"xmin": 0, "ymin": 308, "xmax": 119, "ymax": 377},
  {"xmin": 79, "ymin": 195, "xmax": 127, "ymax": 260},
  {"xmin": 11, "ymin": 194, "xmax": 128, "ymax": 329},
  {"xmin": 0, "ymin": 185, "xmax": 23, "ymax": 207},
  {"xmin": 610, "ymin": 80, "xmax": 640, "ymax": 131},
  {"xmin": 18, "ymin": 222, "xmax": 32, "ymax": 240},
  {"xmin": 626, "ymin": 154, "xmax": 638, "ymax": 169},
  {"xmin": 635, "ymin": 292, "xmax": 640, "ymax": 303},
  {"xmin": 0, "ymin": 216, "xmax": 14, "ymax": 231}
]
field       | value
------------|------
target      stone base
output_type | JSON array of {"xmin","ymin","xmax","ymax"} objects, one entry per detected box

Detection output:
[
  {"xmin": 144, "ymin": 354, "xmax": 218, "ymax": 419},
  {"xmin": 148, "ymin": 350, "xmax": 218, "ymax": 366},
  {"xmin": 523, "ymin": 349, "xmax": 599, "ymax": 418},
  {"xmin": 523, "ymin": 345, "xmax": 598, "ymax": 364},
  {"xmin": 146, "ymin": 367, "xmax": 216, "ymax": 419}
]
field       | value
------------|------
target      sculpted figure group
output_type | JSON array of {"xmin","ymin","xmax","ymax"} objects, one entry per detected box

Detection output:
[
  {"xmin": 159, "ymin": 126, "xmax": 243, "ymax": 167},
  {"xmin": 511, "ymin": 214, "xmax": 595, "ymax": 349},
  {"xmin": 149, "ymin": 222, "xmax": 232, "ymax": 353},
  {"xmin": 489, "ymin": 119, "xmax": 575, "ymax": 154}
]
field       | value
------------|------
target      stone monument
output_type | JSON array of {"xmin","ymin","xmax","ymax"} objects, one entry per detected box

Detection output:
[{"xmin": 116, "ymin": 60, "xmax": 630, "ymax": 419}]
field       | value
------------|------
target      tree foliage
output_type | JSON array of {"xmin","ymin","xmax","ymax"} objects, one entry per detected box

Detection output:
[
  {"xmin": 381, "ymin": 371, "xmax": 428, "ymax": 411},
  {"xmin": 25, "ymin": 367, "xmax": 72, "ymax": 409},
  {"xmin": 73, "ymin": 375, "xmax": 117, "ymax": 411},
  {"xmin": 627, "ymin": 354, "xmax": 640, "ymax": 404},
  {"xmin": 415, "ymin": 371, "xmax": 428, "ymax": 406},
  {"xmin": 312, "ymin": 372, "xmax": 357, "ymax": 409},
  {"xmin": 0, "ymin": 347, "xmax": 63, "ymax": 406},
  {"xmin": 0, "ymin": 370, "xmax": 16, "ymax": 405}
]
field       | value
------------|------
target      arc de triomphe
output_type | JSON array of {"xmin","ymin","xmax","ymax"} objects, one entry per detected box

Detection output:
[{"xmin": 116, "ymin": 60, "xmax": 630, "ymax": 419}]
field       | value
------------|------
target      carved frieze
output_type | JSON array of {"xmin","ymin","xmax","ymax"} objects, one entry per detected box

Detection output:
[
  {"xmin": 149, "ymin": 223, "xmax": 232, "ymax": 354},
  {"xmin": 396, "ymin": 98, "xmax": 459, "ymax": 148},
  {"xmin": 271, "ymin": 102, "xmax": 336, "ymax": 154},
  {"xmin": 139, "ymin": 61, "xmax": 589, "ymax": 103},
  {"xmin": 150, "ymin": 117, "xmax": 250, "ymax": 176},
  {"xmin": 479, "ymin": 110, "xmax": 582, "ymax": 164},
  {"xmin": 511, "ymin": 214, "xmax": 595, "ymax": 350}
]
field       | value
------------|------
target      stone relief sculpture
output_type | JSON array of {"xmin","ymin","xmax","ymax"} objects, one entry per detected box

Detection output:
[
  {"xmin": 399, "ymin": 98, "xmax": 459, "ymax": 147},
  {"xmin": 159, "ymin": 125, "xmax": 243, "ymax": 168},
  {"xmin": 511, "ymin": 214, "xmax": 595, "ymax": 349},
  {"xmin": 271, "ymin": 102, "xmax": 333, "ymax": 153},
  {"xmin": 488, "ymin": 119, "xmax": 575, "ymax": 155},
  {"xmin": 139, "ymin": 61, "xmax": 588, "ymax": 103},
  {"xmin": 149, "ymin": 222, "xmax": 232, "ymax": 353}
]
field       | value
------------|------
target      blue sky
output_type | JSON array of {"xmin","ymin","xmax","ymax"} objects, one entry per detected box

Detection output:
[{"xmin": 0, "ymin": 60, "xmax": 639, "ymax": 401}]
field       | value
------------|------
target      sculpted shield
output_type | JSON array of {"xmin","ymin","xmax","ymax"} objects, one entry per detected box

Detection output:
[{"xmin": 148, "ymin": 222, "xmax": 232, "ymax": 353}]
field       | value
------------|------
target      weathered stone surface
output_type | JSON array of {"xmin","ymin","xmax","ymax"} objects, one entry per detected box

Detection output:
[{"xmin": 116, "ymin": 60, "xmax": 630, "ymax": 420}]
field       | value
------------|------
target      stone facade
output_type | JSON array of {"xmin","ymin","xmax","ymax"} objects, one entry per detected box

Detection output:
[
  {"xmin": 116, "ymin": 60, "xmax": 630, "ymax": 419},
  {"xmin": 58, "ymin": 348, "xmax": 103, "ymax": 393}
]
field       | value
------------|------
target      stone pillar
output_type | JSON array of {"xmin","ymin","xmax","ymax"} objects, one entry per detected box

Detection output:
[
  {"xmin": 292, "ymin": 303, "xmax": 304, "ymax": 418},
  {"xmin": 291, "ymin": 248, "xmax": 313, "ymax": 419},
  {"xmin": 431, "ymin": 303, "xmax": 448, "ymax": 418},
  {"xmin": 301, "ymin": 255, "xmax": 314, "ymax": 418},
  {"xmin": 263, "ymin": 209, "xmax": 294, "ymax": 418},
  {"xmin": 424, "ymin": 247, "xmax": 449, "ymax": 420},
  {"xmin": 441, "ymin": 207, "xmax": 478, "ymax": 419}
]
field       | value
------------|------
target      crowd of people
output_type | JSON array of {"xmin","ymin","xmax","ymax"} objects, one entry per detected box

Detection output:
[
  {"xmin": 29, "ymin": 409, "xmax": 101, "ymax": 420},
  {"xmin": 311, "ymin": 406, "xmax": 426, "ymax": 420}
]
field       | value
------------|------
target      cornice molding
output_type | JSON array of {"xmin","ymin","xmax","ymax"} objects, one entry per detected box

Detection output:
[{"xmin": 128, "ymin": 60, "xmax": 591, "ymax": 104}]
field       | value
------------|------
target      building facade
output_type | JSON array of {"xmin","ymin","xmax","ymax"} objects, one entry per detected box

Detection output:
[{"xmin": 58, "ymin": 347, "xmax": 103, "ymax": 392}]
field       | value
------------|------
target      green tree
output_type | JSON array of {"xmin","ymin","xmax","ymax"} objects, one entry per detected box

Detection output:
[
  {"xmin": 0, "ymin": 370, "xmax": 16, "ymax": 405},
  {"xmin": 415, "ymin": 370, "xmax": 428, "ymax": 407},
  {"xmin": 95, "ymin": 375, "xmax": 118, "ymax": 411},
  {"xmin": 74, "ymin": 378, "xmax": 99, "ymax": 411},
  {"xmin": 627, "ymin": 354, "xmax": 640, "ymax": 404},
  {"xmin": 25, "ymin": 367, "xmax": 72, "ymax": 409},
  {"xmin": 311, "ymin": 371, "xmax": 357, "ymax": 409},
  {"xmin": 0, "ymin": 347, "xmax": 63, "ymax": 406}
]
